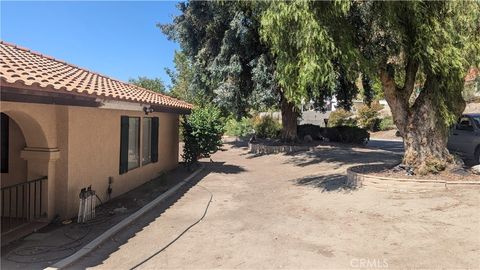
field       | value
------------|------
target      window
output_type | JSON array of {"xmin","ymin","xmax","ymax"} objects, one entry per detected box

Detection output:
[
  {"xmin": 472, "ymin": 116, "xmax": 480, "ymax": 129},
  {"xmin": 119, "ymin": 116, "xmax": 140, "ymax": 174},
  {"xmin": 142, "ymin": 118, "xmax": 152, "ymax": 165},
  {"xmin": 456, "ymin": 117, "xmax": 474, "ymax": 131},
  {"xmin": 120, "ymin": 116, "xmax": 159, "ymax": 174},
  {"xmin": 1, "ymin": 113, "xmax": 9, "ymax": 173}
]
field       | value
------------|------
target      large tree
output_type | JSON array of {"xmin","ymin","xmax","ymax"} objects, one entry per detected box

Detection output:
[
  {"xmin": 160, "ymin": 2, "xmax": 271, "ymax": 116},
  {"xmin": 160, "ymin": 1, "xmax": 303, "ymax": 141},
  {"xmin": 261, "ymin": 1, "xmax": 479, "ymax": 174},
  {"xmin": 165, "ymin": 51, "xmax": 197, "ymax": 104}
]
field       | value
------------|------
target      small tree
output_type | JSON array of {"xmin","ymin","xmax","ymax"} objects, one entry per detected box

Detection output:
[
  {"xmin": 182, "ymin": 105, "xmax": 224, "ymax": 166},
  {"xmin": 129, "ymin": 76, "xmax": 166, "ymax": 93},
  {"xmin": 357, "ymin": 102, "xmax": 383, "ymax": 131}
]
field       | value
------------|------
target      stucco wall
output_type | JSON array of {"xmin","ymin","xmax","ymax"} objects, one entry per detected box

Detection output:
[
  {"xmin": 1, "ymin": 101, "xmax": 180, "ymax": 219},
  {"xmin": 1, "ymin": 117, "xmax": 27, "ymax": 187},
  {"xmin": 64, "ymin": 106, "xmax": 179, "ymax": 218}
]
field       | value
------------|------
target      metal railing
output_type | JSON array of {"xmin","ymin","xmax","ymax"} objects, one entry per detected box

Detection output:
[{"xmin": 1, "ymin": 176, "xmax": 47, "ymax": 233}]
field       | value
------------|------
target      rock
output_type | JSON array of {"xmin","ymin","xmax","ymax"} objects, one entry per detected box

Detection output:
[
  {"xmin": 472, "ymin": 165, "xmax": 480, "ymax": 175},
  {"xmin": 450, "ymin": 167, "xmax": 470, "ymax": 176},
  {"xmin": 113, "ymin": 207, "xmax": 128, "ymax": 214},
  {"xmin": 303, "ymin": 135, "xmax": 313, "ymax": 143}
]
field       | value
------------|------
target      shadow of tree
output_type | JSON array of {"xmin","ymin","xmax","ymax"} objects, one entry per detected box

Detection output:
[
  {"xmin": 206, "ymin": 161, "xmax": 247, "ymax": 174},
  {"xmin": 66, "ymin": 167, "xmax": 215, "ymax": 269},
  {"xmin": 222, "ymin": 139, "xmax": 249, "ymax": 149},
  {"xmin": 285, "ymin": 146, "xmax": 401, "ymax": 168},
  {"xmin": 293, "ymin": 174, "xmax": 355, "ymax": 192}
]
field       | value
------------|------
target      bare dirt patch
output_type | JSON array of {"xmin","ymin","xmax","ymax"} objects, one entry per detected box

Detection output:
[{"xmin": 68, "ymin": 143, "xmax": 479, "ymax": 269}]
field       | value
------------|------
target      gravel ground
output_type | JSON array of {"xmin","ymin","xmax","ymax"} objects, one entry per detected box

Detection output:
[{"xmin": 66, "ymin": 141, "xmax": 479, "ymax": 270}]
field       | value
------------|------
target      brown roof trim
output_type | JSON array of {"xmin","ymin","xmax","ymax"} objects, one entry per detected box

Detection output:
[
  {"xmin": 1, "ymin": 86, "xmax": 102, "ymax": 108},
  {"xmin": 1, "ymin": 85, "xmax": 192, "ymax": 115}
]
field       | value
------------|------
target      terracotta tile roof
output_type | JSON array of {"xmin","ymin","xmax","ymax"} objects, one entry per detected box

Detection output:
[{"xmin": 0, "ymin": 41, "xmax": 192, "ymax": 111}]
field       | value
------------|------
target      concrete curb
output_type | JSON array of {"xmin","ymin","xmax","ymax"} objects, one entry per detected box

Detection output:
[
  {"xmin": 347, "ymin": 165, "xmax": 480, "ymax": 190},
  {"xmin": 46, "ymin": 164, "xmax": 204, "ymax": 270},
  {"xmin": 248, "ymin": 142, "xmax": 315, "ymax": 155}
]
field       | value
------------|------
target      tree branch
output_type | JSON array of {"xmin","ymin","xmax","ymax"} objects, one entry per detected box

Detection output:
[
  {"xmin": 379, "ymin": 67, "xmax": 409, "ymax": 137},
  {"xmin": 403, "ymin": 57, "xmax": 419, "ymax": 101}
]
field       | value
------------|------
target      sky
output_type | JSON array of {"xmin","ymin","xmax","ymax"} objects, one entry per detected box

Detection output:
[{"xmin": 1, "ymin": 1, "xmax": 181, "ymax": 87}]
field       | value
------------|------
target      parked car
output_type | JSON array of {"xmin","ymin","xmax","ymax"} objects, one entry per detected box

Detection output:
[{"xmin": 447, "ymin": 113, "xmax": 480, "ymax": 164}]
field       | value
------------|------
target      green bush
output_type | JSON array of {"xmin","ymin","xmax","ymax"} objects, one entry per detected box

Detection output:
[
  {"xmin": 379, "ymin": 116, "xmax": 395, "ymax": 131},
  {"xmin": 321, "ymin": 126, "xmax": 370, "ymax": 144},
  {"xmin": 252, "ymin": 115, "xmax": 282, "ymax": 139},
  {"xmin": 357, "ymin": 103, "xmax": 382, "ymax": 131},
  {"xmin": 224, "ymin": 117, "xmax": 254, "ymax": 137},
  {"xmin": 182, "ymin": 105, "xmax": 224, "ymax": 166},
  {"xmin": 297, "ymin": 124, "xmax": 322, "ymax": 140},
  {"xmin": 328, "ymin": 109, "xmax": 357, "ymax": 127}
]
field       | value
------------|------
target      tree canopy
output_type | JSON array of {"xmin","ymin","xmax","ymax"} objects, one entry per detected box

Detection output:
[
  {"xmin": 260, "ymin": 0, "xmax": 480, "ymax": 173},
  {"xmin": 159, "ymin": 1, "xmax": 277, "ymax": 117},
  {"xmin": 128, "ymin": 76, "xmax": 166, "ymax": 93}
]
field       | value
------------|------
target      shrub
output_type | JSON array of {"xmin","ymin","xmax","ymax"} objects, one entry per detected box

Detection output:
[
  {"xmin": 357, "ymin": 103, "xmax": 382, "ymax": 131},
  {"xmin": 224, "ymin": 117, "xmax": 254, "ymax": 137},
  {"xmin": 320, "ymin": 126, "xmax": 370, "ymax": 144},
  {"xmin": 252, "ymin": 115, "xmax": 282, "ymax": 139},
  {"xmin": 379, "ymin": 116, "xmax": 395, "ymax": 131},
  {"xmin": 182, "ymin": 105, "xmax": 224, "ymax": 166},
  {"xmin": 328, "ymin": 109, "xmax": 357, "ymax": 127},
  {"xmin": 297, "ymin": 124, "xmax": 322, "ymax": 140}
]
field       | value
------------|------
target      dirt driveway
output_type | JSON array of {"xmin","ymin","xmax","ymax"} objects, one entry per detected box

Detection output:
[{"xmin": 69, "ymin": 141, "xmax": 480, "ymax": 269}]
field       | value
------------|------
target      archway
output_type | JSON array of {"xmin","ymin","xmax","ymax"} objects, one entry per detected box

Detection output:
[{"xmin": 1, "ymin": 110, "xmax": 57, "ymax": 233}]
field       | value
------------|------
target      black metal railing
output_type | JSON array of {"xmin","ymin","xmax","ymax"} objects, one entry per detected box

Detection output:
[{"xmin": 1, "ymin": 176, "xmax": 47, "ymax": 233}]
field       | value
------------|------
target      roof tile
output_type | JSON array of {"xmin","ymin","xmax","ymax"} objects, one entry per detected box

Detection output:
[{"xmin": 0, "ymin": 41, "xmax": 192, "ymax": 110}]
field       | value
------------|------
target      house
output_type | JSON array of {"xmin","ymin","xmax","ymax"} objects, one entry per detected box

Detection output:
[{"xmin": 0, "ymin": 41, "xmax": 192, "ymax": 233}]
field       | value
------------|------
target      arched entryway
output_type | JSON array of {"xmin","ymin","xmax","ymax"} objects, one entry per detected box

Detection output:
[{"xmin": 1, "ymin": 111, "xmax": 58, "ymax": 233}]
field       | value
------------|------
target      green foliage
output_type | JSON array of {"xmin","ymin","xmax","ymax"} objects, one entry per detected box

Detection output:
[
  {"xmin": 328, "ymin": 109, "xmax": 357, "ymax": 128},
  {"xmin": 260, "ymin": 1, "xmax": 358, "ymax": 107},
  {"xmin": 379, "ymin": 116, "xmax": 395, "ymax": 131},
  {"xmin": 252, "ymin": 115, "xmax": 282, "ymax": 139},
  {"xmin": 182, "ymin": 105, "xmax": 224, "ymax": 166},
  {"xmin": 362, "ymin": 74, "xmax": 373, "ymax": 106},
  {"xmin": 297, "ymin": 124, "xmax": 322, "ymax": 140},
  {"xmin": 166, "ymin": 51, "xmax": 197, "ymax": 104},
  {"xmin": 128, "ymin": 76, "xmax": 166, "ymax": 93},
  {"xmin": 322, "ymin": 126, "xmax": 370, "ymax": 145},
  {"xmin": 161, "ymin": 2, "xmax": 277, "ymax": 118},
  {"xmin": 357, "ymin": 103, "xmax": 382, "ymax": 131},
  {"xmin": 224, "ymin": 117, "xmax": 254, "ymax": 137}
]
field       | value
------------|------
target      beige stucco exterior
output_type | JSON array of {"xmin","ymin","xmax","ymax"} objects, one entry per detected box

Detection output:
[{"xmin": 1, "ymin": 101, "xmax": 179, "ymax": 219}]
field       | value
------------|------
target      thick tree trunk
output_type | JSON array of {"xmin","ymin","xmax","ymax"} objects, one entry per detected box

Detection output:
[
  {"xmin": 280, "ymin": 93, "xmax": 298, "ymax": 142},
  {"xmin": 380, "ymin": 67, "xmax": 465, "ymax": 175}
]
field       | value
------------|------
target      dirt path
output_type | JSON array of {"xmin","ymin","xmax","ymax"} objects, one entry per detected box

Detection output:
[{"xmin": 68, "ymin": 143, "xmax": 480, "ymax": 269}]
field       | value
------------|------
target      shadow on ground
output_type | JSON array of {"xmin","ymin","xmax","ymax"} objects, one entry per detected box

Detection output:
[
  {"xmin": 284, "ymin": 146, "xmax": 401, "ymax": 168},
  {"xmin": 293, "ymin": 174, "xmax": 355, "ymax": 192},
  {"xmin": 207, "ymin": 161, "xmax": 247, "ymax": 174},
  {"xmin": 63, "ymin": 161, "xmax": 233, "ymax": 270}
]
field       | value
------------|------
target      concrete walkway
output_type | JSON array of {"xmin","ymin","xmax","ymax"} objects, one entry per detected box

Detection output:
[{"xmin": 68, "ymin": 141, "xmax": 480, "ymax": 269}]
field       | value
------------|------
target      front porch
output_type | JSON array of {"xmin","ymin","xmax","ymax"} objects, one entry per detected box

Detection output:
[{"xmin": 1, "ymin": 110, "xmax": 60, "ymax": 243}]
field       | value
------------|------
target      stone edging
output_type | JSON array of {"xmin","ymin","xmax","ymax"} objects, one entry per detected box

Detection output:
[
  {"xmin": 248, "ymin": 142, "xmax": 315, "ymax": 154},
  {"xmin": 46, "ymin": 164, "xmax": 205, "ymax": 270},
  {"xmin": 347, "ymin": 164, "xmax": 480, "ymax": 190}
]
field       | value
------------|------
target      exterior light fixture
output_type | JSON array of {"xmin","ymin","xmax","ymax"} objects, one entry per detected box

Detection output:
[{"xmin": 143, "ymin": 106, "xmax": 154, "ymax": 115}]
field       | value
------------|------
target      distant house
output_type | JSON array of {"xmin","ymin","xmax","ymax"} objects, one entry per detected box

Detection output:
[{"xmin": 0, "ymin": 41, "xmax": 192, "ymax": 232}]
